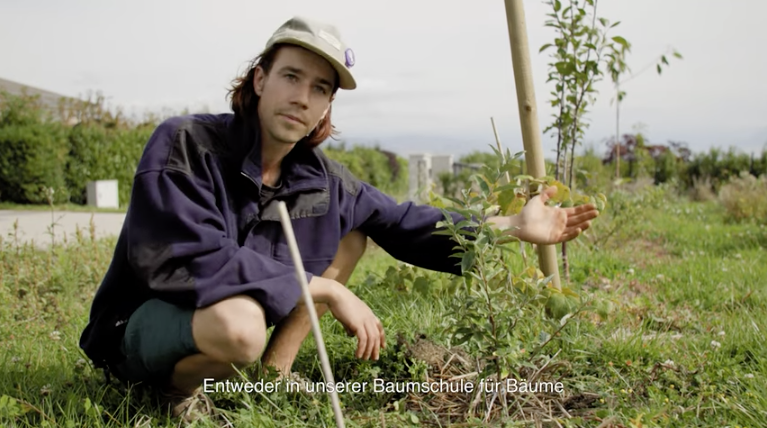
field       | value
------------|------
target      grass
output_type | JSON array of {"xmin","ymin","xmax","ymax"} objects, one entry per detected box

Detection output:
[
  {"xmin": 1, "ymin": 194, "xmax": 765, "ymax": 427},
  {"xmin": 0, "ymin": 202, "xmax": 126, "ymax": 214}
]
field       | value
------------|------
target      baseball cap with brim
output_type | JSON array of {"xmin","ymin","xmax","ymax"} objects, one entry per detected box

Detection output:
[{"xmin": 265, "ymin": 16, "xmax": 357, "ymax": 90}]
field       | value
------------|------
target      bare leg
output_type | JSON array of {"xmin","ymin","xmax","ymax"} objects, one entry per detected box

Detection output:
[
  {"xmin": 168, "ymin": 295, "xmax": 268, "ymax": 395},
  {"xmin": 261, "ymin": 230, "xmax": 368, "ymax": 375},
  {"xmin": 169, "ymin": 355, "xmax": 234, "ymax": 395}
]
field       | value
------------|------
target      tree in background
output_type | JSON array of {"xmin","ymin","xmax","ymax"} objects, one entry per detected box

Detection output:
[
  {"xmin": 609, "ymin": 47, "xmax": 682, "ymax": 179},
  {"xmin": 539, "ymin": 0, "xmax": 630, "ymax": 279}
]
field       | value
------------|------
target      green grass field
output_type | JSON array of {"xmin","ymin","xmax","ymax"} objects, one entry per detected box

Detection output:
[
  {"xmin": 1, "ymin": 196, "xmax": 765, "ymax": 427},
  {"xmin": 0, "ymin": 202, "xmax": 126, "ymax": 214}
]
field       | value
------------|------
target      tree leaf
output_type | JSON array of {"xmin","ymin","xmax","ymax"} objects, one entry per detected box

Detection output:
[
  {"xmin": 611, "ymin": 36, "xmax": 629, "ymax": 49},
  {"xmin": 413, "ymin": 276, "xmax": 430, "ymax": 296},
  {"xmin": 461, "ymin": 250, "xmax": 476, "ymax": 273},
  {"xmin": 561, "ymin": 286, "xmax": 580, "ymax": 298},
  {"xmin": 505, "ymin": 196, "xmax": 527, "ymax": 216},
  {"xmin": 560, "ymin": 313, "xmax": 573, "ymax": 326}
]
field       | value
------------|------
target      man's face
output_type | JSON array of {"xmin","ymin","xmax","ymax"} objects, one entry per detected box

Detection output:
[{"xmin": 254, "ymin": 45, "xmax": 336, "ymax": 145}]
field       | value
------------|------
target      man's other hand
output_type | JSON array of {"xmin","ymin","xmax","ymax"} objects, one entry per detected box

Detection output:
[{"xmin": 326, "ymin": 284, "xmax": 385, "ymax": 360}]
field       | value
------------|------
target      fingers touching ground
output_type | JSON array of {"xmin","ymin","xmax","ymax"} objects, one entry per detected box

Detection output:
[
  {"xmin": 326, "ymin": 280, "xmax": 386, "ymax": 362},
  {"xmin": 354, "ymin": 318, "xmax": 385, "ymax": 360}
]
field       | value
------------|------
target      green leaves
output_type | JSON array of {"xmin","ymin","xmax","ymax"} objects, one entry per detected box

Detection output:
[
  {"xmin": 426, "ymin": 144, "xmax": 599, "ymax": 384},
  {"xmin": 474, "ymin": 175, "xmax": 492, "ymax": 198},
  {"xmin": 413, "ymin": 276, "xmax": 430, "ymax": 296},
  {"xmin": 655, "ymin": 49, "xmax": 683, "ymax": 76},
  {"xmin": 611, "ymin": 36, "xmax": 629, "ymax": 49},
  {"xmin": 0, "ymin": 395, "xmax": 24, "ymax": 418},
  {"xmin": 538, "ymin": 0, "xmax": 634, "ymax": 189},
  {"xmin": 461, "ymin": 250, "xmax": 476, "ymax": 273}
]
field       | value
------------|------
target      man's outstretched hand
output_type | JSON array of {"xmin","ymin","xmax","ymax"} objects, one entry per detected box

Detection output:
[{"xmin": 493, "ymin": 186, "xmax": 600, "ymax": 245}]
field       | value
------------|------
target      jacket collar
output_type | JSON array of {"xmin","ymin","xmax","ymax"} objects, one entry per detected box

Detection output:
[{"xmin": 226, "ymin": 114, "xmax": 329, "ymax": 196}]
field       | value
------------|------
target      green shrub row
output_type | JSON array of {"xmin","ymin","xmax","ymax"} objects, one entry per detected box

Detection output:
[
  {"xmin": 0, "ymin": 91, "xmax": 408, "ymax": 206},
  {"xmin": 322, "ymin": 142, "xmax": 408, "ymax": 198}
]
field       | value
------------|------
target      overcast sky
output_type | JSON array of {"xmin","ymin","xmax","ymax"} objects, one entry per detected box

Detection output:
[{"xmin": 2, "ymin": 0, "xmax": 765, "ymax": 160}]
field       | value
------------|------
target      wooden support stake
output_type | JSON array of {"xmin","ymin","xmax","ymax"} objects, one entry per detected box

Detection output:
[
  {"xmin": 503, "ymin": 0, "xmax": 562, "ymax": 289},
  {"xmin": 278, "ymin": 202, "xmax": 345, "ymax": 428}
]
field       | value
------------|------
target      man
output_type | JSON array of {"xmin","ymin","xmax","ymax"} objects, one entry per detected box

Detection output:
[{"xmin": 79, "ymin": 16, "xmax": 598, "ymax": 423}]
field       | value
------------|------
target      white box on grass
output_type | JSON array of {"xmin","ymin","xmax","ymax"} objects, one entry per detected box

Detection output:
[{"xmin": 87, "ymin": 180, "xmax": 119, "ymax": 208}]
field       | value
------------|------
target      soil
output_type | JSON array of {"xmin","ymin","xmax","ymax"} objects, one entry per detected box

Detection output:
[{"xmin": 395, "ymin": 333, "xmax": 600, "ymax": 426}]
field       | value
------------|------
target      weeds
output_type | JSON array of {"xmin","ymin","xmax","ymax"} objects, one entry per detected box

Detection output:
[
  {"xmin": 718, "ymin": 172, "xmax": 767, "ymax": 225},
  {"xmin": 689, "ymin": 175, "xmax": 717, "ymax": 202},
  {"xmin": 1, "ymin": 191, "xmax": 767, "ymax": 427}
]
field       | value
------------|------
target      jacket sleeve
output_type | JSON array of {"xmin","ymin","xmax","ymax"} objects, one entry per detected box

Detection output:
[
  {"xmin": 344, "ymin": 180, "xmax": 472, "ymax": 276},
  {"xmin": 126, "ymin": 167, "xmax": 306, "ymax": 326}
]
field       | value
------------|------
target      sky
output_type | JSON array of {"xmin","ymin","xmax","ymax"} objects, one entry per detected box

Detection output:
[{"xmin": 1, "ymin": 0, "xmax": 766, "ymax": 161}]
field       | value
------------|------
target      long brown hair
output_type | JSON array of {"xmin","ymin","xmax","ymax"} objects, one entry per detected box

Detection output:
[{"xmin": 227, "ymin": 43, "xmax": 340, "ymax": 148}]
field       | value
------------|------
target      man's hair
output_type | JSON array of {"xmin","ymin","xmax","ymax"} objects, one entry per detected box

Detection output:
[{"xmin": 227, "ymin": 43, "xmax": 340, "ymax": 148}]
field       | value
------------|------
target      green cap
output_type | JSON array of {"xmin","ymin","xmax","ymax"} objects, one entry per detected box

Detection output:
[{"xmin": 265, "ymin": 16, "xmax": 357, "ymax": 90}]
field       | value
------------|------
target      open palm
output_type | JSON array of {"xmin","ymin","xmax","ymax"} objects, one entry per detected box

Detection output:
[{"xmin": 516, "ymin": 187, "xmax": 599, "ymax": 245}]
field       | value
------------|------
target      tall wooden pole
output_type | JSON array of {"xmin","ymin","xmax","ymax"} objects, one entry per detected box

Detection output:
[
  {"xmin": 278, "ymin": 203, "xmax": 345, "ymax": 428},
  {"xmin": 503, "ymin": 0, "xmax": 562, "ymax": 289}
]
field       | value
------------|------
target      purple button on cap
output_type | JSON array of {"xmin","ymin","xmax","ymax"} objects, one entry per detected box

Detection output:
[{"xmin": 345, "ymin": 48, "xmax": 355, "ymax": 68}]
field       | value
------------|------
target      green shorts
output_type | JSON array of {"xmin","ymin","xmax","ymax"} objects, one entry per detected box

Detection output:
[{"xmin": 111, "ymin": 298, "xmax": 199, "ymax": 386}]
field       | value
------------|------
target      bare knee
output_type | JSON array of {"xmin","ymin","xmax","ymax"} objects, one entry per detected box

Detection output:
[{"xmin": 192, "ymin": 295, "xmax": 267, "ymax": 367}]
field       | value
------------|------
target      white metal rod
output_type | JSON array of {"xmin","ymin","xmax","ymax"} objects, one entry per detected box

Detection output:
[{"xmin": 277, "ymin": 201, "xmax": 345, "ymax": 428}]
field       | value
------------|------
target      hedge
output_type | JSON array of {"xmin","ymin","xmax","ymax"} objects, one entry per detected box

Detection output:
[{"xmin": 0, "ymin": 91, "xmax": 408, "ymax": 207}]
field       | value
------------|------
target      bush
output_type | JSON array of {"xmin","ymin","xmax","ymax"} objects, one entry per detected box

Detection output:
[
  {"xmin": 110, "ymin": 127, "xmax": 155, "ymax": 205},
  {"xmin": 323, "ymin": 143, "xmax": 408, "ymax": 198},
  {"xmin": 65, "ymin": 123, "xmax": 111, "ymax": 204},
  {"xmin": 574, "ymin": 145, "xmax": 614, "ymax": 194},
  {"xmin": 0, "ymin": 91, "xmax": 71, "ymax": 204},
  {"xmin": 65, "ymin": 124, "xmax": 150, "ymax": 206},
  {"xmin": 0, "ymin": 123, "xmax": 70, "ymax": 204},
  {"xmin": 688, "ymin": 176, "xmax": 716, "ymax": 202},
  {"xmin": 683, "ymin": 147, "xmax": 766, "ymax": 193},
  {"xmin": 718, "ymin": 172, "xmax": 767, "ymax": 225},
  {"xmin": 2, "ymin": 90, "xmax": 406, "ymax": 207}
]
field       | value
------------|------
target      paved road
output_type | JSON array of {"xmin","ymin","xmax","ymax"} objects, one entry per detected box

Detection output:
[{"xmin": 0, "ymin": 210, "xmax": 125, "ymax": 248}]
